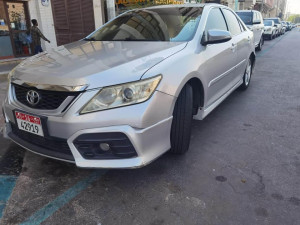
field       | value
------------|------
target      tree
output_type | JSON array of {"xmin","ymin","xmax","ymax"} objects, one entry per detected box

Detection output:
[{"xmin": 287, "ymin": 14, "xmax": 300, "ymax": 23}]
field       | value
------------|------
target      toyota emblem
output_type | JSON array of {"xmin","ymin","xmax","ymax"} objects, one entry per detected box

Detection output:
[{"xmin": 26, "ymin": 90, "xmax": 40, "ymax": 105}]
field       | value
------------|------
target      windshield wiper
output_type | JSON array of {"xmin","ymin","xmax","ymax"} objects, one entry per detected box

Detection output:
[
  {"xmin": 83, "ymin": 37, "xmax": 96, "ymax": 41},
  {"xmin": 112, "ymin": 37, "xmax": 159, "ymax": 41}
]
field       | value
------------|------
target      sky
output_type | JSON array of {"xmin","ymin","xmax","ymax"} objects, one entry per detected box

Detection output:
[{"xmin": 286, "ymin": 0, "xmax": 300, "ymax": 14}]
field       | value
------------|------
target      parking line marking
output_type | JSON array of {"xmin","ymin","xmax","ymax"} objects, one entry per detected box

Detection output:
[
  {"xmin": 257, "ymin": 34, "xmax": 287, "ymax": 58},
  {"xmin": 0, "ymin": 175, "xmax": 18, "ymax": 219},
  {"xmin": 20, "ymin": 170, "xmax": 107, "ymax": 225}
]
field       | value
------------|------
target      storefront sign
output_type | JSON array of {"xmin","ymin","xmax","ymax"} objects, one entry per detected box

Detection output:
[
  {"xmin": 41, "ymin": 0, "xmax": 50, "ymax": 7},
  {"xmin": 116, "ymin": 0, "xmax": 183, "ymax": 4},
  {"xmin": 116, "ymin": 0, "xmax": 184, "ymax": 14}
]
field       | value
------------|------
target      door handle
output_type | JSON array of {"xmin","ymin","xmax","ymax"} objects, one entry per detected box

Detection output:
[{"xmin": 231, "ymin": 43, "xmax": 237, "ymax": 51}]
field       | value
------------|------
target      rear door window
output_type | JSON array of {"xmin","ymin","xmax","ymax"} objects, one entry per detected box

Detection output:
[
  {"xmin": 236, "ymin": 12, "xmax": 253, "ymax": 25},
  {"xmin": 222, "ymin": 9, "xmax": 242, "ymax": 36},
  {"xmin": 205, "ymin": 8, "xmax": 228, "ymax": 32}
]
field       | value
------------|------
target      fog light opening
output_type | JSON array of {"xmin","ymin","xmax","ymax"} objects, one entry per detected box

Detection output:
[{"xmin": 99, "ymin": 143, "xmax": 110, "ymax": 151}]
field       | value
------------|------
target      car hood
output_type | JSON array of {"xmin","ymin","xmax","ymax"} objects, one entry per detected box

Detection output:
[{"xmin": 12, "ymin": 41, "xmax": 187, "ymax": 90}]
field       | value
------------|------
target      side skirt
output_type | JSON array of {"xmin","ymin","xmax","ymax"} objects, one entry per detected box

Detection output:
[{"xmin": 193, "ymin": 79, "xmax": 243, "ymax": 120}]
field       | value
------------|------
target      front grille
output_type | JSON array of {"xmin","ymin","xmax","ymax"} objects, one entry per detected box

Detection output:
[
  {"xmin": 10, "ymin": 123, "xmax": 74, "ymax": 161},
  {"xmin": 13, "ymin": 84, "xmax": 79, "ymax": 110}
]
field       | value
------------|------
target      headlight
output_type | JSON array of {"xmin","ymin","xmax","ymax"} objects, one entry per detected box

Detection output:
[{"xmin": 80, "ymin": 75, "xmax": 162, "ymax": 114}]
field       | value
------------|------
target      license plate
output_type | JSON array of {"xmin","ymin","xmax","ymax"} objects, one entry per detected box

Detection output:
[{"xmin": 15, "ymin": 111, "xmax": 44, "ymax": 137}]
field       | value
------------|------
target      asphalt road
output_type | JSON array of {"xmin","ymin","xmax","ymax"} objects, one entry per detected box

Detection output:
[{"xmin": 0, "ymin": 29, "xmax": 300, "ymax": 225}]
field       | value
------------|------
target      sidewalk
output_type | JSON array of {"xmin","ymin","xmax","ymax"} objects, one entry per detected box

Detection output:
[{"xmin": 0, "ymin": 59, "xmax": 24, "ymax": 76}]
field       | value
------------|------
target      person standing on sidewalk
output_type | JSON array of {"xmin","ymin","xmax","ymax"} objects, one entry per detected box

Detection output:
[{"xmin": 30, "ymin": 19, "xmax": 50, "ymax": 54}]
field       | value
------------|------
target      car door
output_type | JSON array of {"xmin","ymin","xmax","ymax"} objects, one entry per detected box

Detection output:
[
  {"xmin": 257, "ymin": 12, "xmax": 264, "ymax": 41},
  {"xmin": 252, "ymin": 12, "xmax": 260, "ymax": 45},
  {"xmin": 200, "ymin": 7, "xmax": 238, "ymax": 107},
  {"xmin": 222, "ymin": 9, "xmax": 248, "ymax": 85}
]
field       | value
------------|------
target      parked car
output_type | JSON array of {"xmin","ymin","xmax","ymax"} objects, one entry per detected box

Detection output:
[
  {"xmin": 236, "ymin": 10, "xmax": 264, "ymax": 51},
  {"xmin": 286, "ymin": 22, "xmax": 292, "ymax": 31},
  {"xmin": 3, "ymin": 4, "xmax": 256, "ymax": 168},
  {"xmin": 265, "ymin": 17, "xmax": 283, "ymax": 35},
  {"xmin": 281, "ymin": 21, "xmax": 287, "ymax": 34},
  {"xmin": 263, "ymin": 20, "xmax": 277, "ymax": 40}
]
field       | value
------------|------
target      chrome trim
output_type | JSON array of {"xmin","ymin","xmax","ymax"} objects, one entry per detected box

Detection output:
[
  {"xmin": 11, "ymin": 78, "xmax": 88, "ymax": 92},
  {"xmin": 10, "ymin": 84, "xmax": 81, "ymax": 116},
  {"xmin": 208, "ymin": 59, "xmax": 246, "ymax": 87}
]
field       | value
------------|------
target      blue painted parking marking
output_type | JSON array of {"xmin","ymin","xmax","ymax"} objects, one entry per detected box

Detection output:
[
  {"xmin": 257, "ymin": 34, "xmax": 286, "ymax": 58},
  {"xmin": 20, "ymin": 170, "xmax": 107, "ymax": 225},
  {"xmin": 0, "ymin": 175, "xmax": 17, "ymax": 219}
]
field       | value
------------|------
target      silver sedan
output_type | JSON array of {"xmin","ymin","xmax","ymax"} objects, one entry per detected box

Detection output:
[{"xmin": 3, "ymin": 4, "xmax": 255, "ymax": 168}]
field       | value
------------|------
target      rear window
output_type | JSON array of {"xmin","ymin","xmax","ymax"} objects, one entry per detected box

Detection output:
[
  {"xmin": 236, "ymin": 12, "xmax": 253, "ymax": 25},
  {"xmin": 264, "ymin": 20, "xmax": 272, "ymax": 26},
  {"xmin": 267, "ymin": 18, "xmax": 280, "ymax": 24}
]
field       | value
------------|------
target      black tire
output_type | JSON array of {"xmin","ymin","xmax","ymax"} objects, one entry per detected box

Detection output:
[
  {"xmin": 239, "ymin": 58, "xmax": 253, "ymax": 91},
  {"xmin": 170, "ymin": 84, "xmax": 193, "ymax": 154},
  {"xmin": 256, "ymin": 37, "xmax": 263, "ymax": 51}
]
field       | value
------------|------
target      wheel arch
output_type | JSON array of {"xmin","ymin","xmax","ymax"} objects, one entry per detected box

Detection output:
[{"xmin": 175, "ymin": 77, "xmax": 205, "ymax": 116}]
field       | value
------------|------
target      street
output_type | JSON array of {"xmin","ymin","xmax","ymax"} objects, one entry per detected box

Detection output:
[{"xmin": 0, "ymin": 28, "xmax": 300, "ymax": 225}]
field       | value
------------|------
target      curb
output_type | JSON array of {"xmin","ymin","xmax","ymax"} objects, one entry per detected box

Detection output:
[
  {"xmin": 0, "ymin": 72, "xmax": 9, "ymax": 76},
  {"xmin": 0, "ymin": 57, "xmax": 26, "ymax": 64}
]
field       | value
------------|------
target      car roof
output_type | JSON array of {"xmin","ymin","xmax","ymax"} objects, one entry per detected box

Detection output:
[
  {"xmin": 145, "ymin": 3, "xmax": 205, "ymax": 9},
  {"xmin": 144, "ymin": 3, "xmax": 229, "ymax": 9}
]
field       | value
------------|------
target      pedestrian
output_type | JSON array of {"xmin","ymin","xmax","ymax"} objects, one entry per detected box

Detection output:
[{"xmin": 30, "ymin": 19, "xmax": 50, "ymax": 54}]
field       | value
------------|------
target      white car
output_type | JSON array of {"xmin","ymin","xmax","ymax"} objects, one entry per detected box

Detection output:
[
  {"xmin": 263, "ymin": 20, "xmax": 277, "ymax": 40},
  {"xmin": 3, "ymin": 4, "xmax": 256, "ymax": 168},
  {"xmin": 236, "ymin": 10, "xmax": 264, "ymax": 51}
]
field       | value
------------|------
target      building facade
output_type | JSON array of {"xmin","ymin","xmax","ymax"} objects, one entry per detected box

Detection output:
[
  {"xmin": 0, "ymin": 0, "xmax": 105, "ymax": 60},
  {"xmin": 0, "ymin": 0, "xmax": 287, "ymax": 60}
]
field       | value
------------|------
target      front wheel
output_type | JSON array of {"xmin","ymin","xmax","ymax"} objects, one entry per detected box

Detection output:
[
  {"xmin": 239, "ymin": 58, "xmax": 252, "ymax": 91},
  {"xmin": 170, "ymin": 84, "xmax": 193, "ymax": 154}
]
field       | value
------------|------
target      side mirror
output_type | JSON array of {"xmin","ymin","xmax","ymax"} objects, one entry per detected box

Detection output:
[
  {"xmin": 253, "ymin": 20, "xmax": 261, "ymax": 24},
  {"xmin": 201, "ymin": 30, "xmax": 232, "ymax": 46},
  {"xmin": 274, "ymin": 24, "xmax": 277, "ymax": 27}
]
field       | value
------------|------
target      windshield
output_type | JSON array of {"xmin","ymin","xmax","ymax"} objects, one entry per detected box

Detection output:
[
  {"xmin": 236, "ymin": 12, "xmax": 253, "ymax": 25},
  {"xmin": 86, "ymin": 7, "xmax": 203, "ymax": 42},
  {"xmin": 264, "ymin": 20, "xmax": 272, "ymax": 26}
]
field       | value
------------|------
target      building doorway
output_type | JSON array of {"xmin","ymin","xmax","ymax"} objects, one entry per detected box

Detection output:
[{"xmin": 0, "ymin": 0, "xmax": 32, "ymax": 59}]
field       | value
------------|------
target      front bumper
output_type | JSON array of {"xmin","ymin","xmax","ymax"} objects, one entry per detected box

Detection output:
[{"xmin": 3, "ymin": 88, "xmax": 175, "ymax": 168}]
